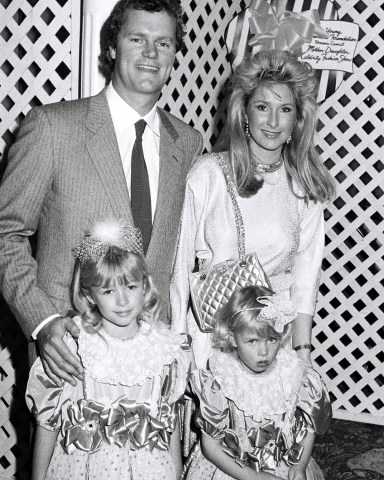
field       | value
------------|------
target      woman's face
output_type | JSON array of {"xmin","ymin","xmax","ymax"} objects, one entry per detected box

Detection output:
[{"xmin": 246, "ymin": 83, "xmax": 297, "ymax": 160}]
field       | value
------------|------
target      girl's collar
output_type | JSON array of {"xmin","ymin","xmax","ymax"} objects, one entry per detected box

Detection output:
[
  {"xmin": 75, "ymin": 318, "xmax": 183, "ymax": 387},
  {"xmin": 209, "ymin": 348, "xmax": 305, "ymax": 419}
]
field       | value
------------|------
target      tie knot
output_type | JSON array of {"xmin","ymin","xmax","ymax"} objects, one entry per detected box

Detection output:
[{"xmin": 135, "ymin": 119, "xmax": 147, "ymax": 140}]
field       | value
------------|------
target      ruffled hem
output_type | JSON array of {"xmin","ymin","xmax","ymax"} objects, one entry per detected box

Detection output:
[{"xmin": 209, "ymin": 348, "xmax": 304, "ymax": 419}]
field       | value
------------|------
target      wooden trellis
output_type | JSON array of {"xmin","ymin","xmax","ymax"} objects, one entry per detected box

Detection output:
[
  {"xmin": 0, "ymin": 0, "xmax": 81, "ymax": 478},
  {"xmin": 311, "ymin": 0, "xmax": 384, "ymax": 424},
  {"xmin": 0, "ymin": 0, "xmax": 383, "ymax": 477}
]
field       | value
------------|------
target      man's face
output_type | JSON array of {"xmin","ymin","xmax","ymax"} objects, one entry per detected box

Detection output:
[{"xmin": 110, "ymin": 9, "xmax": 177, "ymax": 106}]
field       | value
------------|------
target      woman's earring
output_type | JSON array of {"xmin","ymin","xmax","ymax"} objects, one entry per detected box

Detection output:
[
  {"xmin": 286, "ymin": 135, "xmax": 292, "ymax": 144},
  {"xmin": 245, "ymin": 117, "xmax": 250, "ymax": 139}
]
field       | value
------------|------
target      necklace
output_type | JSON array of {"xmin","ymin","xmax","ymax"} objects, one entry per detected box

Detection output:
[
  {"xmin": 253, "ymin": 156, "xmax": 283, "ymax": 175},
  {"xmin": 120, "ymin": 329, "xmax": 140, "ymax": 341},
  {"xmin": 101, "ymin": 326, "xmax": 140, "ymax": 341}
]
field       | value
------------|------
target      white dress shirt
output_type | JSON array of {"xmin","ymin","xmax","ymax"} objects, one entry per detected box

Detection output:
[{"xmin": 106, "ymin": 83, "xmax": 160, "ymax": 219}]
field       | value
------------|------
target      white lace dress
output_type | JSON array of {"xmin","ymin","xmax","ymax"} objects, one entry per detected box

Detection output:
[
  {"xmin": 26, "ymin": 318, "xmax": 191, "ymax": 480},
  {"xmin": 170, "ymin": 152, "xmax": 325, "ymax": 367},
  {"xmin": 185, "ymin": 348, "xmax": 332, "ymax": 480}
]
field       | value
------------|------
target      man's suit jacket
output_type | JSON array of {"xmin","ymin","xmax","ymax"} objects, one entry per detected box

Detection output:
[{"xmin": 0, "ymin": 89, "xmax": 203, "ymax": 339}]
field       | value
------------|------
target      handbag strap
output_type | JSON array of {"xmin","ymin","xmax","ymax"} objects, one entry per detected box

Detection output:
[{"xmin": 218, "ymin": 155, "xmax": 246, "ymax": 263}]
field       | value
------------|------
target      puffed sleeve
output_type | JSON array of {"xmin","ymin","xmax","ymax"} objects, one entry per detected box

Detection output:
[
  {"xmin": 297, "ymin": 367, "xmax": 332, "ymax": 435},
  {"xmin": 170, "ymin": 180, "xmax": 199, "ymax": 335},
  {"xmin": 189, "ymin": 369, "xmax": 230, "ymax": 439},
  {"xmin": 25, "ymin": 334, "xmax": 79, "ymax": 431},
  {"xmin": 291, "ymin": 198, "xmax": 325, "ymax": 316}
]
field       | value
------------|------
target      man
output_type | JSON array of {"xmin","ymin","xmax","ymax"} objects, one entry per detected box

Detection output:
[{"xmin": 0, "ymin": 0, "xmax": 202, "ymax": 386}]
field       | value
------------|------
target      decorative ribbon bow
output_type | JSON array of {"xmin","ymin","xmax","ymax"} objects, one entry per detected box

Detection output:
[
  {"xmin": 249, "ymin": 0, "xmax": 328, "ymax": 54},
  {"xmin": 227, "ymin": 0, "xmax": 328, "ymax": 67},
  {"xmin": 248, "ymin": 420, "xmax": 285, "ymax": 471},
  {"xmin": 62, "ymin": 399, "xmax": 105, "ymax": 454},
  {"xmin": 256, "ymin": 294, "xmax": 297, "ymax": 332},
  {"xmin": 62, "ymin": 396, "xmax": 179, "ymax": 454},
  {"xmin": 103, "ymin": 397, "xmax": 177, "ymax": 451},
  {"xmin": 222, "ymin": 430, "xmax": 253, "ymax": 468},
  {"xmin": 222, "ymin": 420, "xmax": 305, "ymax": 472},
  {"xmin": 103, "ymin": 399, "xmax": 152, "ymax": 448}
]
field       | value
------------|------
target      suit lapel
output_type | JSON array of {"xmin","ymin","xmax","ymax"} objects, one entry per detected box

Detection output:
[
  {"xmin": 85, "ymin": 89, "xmax": 133, "ymax": 223},
  {"xmin": 86, "ymin": 101, "xmax": 183, "ymax": 263},
  {"xmin": 146, "ymin": 109, "xmax": 183, "ymax": 260}
]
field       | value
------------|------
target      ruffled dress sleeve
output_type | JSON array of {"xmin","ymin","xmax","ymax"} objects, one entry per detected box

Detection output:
[
  {"xmin": 296, "ymin": 366, "xmax": 332, "ymax": 436},
  {"xmin": 25, "ymin": 332, "xmax": 80, "ymax": 431},
  {"xmin": 189, "ymin": 368, "xmax": 230, "ymax": 439},
  {"xmin": 291, "ymin": 198, "xmax": 325, "ymax": 316}
]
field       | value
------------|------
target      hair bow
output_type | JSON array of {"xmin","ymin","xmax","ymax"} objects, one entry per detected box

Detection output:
[
  {"xmin": 256, "ymin": 294, "xmax": 297, "ymax": 332},
  {"xmin": 73, "ymin": 218, "xmax": 143, "ymax": 264},
  {"xmin": 226, "ymin": 0, "xmax": 328, "ymax": 67}
]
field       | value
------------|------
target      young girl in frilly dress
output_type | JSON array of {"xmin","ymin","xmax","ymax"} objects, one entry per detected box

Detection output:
[
  {"xmin": 185, "ymin": 285, "xmax": 332, "ymax": 480},
  {"xmin": 26, "ymin": 219, "xmax": 191, "ymax": 480}
]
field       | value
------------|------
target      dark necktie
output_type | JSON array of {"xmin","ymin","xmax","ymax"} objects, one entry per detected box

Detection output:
[{"xmin": 131, "ymin": 119, "xmax": 152, "ymax": 254}]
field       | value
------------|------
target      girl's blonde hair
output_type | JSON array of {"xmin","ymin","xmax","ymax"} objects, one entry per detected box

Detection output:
[
  {"xmin": 71, "ymin": 246, "xmax": 162, "ymax": 333},
  {"xmin": 217, "ymin": 50, "xmax": 336, "ymax": 202},
  {"xmin": 213, "ymin": 285, "xmax": 292, "ymax": 352}
]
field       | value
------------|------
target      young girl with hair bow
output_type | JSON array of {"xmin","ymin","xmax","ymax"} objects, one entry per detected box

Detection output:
[
  {"xmin": 185, "ymin": 285, "xmax": 332, "ymax": 480},
  {"xmin": 26, "ymin": 219, "xmax": 191, "ymax": 480}
]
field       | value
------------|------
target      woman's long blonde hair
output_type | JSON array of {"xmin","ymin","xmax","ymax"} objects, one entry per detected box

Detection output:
[{"xmin": 220, "ymin": 50, "xmax": 336, "ymax": 202}]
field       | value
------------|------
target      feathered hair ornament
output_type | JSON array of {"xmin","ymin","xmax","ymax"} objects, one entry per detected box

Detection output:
[
  {"xmin": 73, "ymin": 218, "xmax": 143, "ymax": 264},
  {"xmin": 231, "ymin": 294, "xmax": 297, "ymax": 332}
]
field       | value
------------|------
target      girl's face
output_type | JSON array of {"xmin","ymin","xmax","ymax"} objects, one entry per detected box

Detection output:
[
  {"xmin": 246, "ymin": 83, "xmax": 296, "ymax": 161},
  {"xmin": 86, "ymin": 279, "xmax": 145, "ymax": 339},
  {"xmin": 232, "ymin": 326, "xmax": 281, "ymax": 374}
]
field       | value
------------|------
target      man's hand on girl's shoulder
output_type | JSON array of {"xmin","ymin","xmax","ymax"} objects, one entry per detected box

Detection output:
[{"xmin": 37, "ymin": 316, "xmax": 83, "ymax": 387}]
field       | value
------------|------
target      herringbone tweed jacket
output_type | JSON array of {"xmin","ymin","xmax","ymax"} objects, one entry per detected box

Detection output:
[{"xmin": 0, "ymin": 88, "xmax": 203, "ymax": 339}]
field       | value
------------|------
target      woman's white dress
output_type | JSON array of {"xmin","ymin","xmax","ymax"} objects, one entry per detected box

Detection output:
[{"xmin": 170, "ymin": 152, "xmax": 325, "ymax": 367}]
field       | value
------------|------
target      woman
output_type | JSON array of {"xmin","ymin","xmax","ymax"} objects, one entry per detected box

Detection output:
[{"xmin": 170, "ymin": 50, "xmax": 336, "ymax": 368}]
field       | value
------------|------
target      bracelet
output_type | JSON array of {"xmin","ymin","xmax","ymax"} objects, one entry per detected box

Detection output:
[{"xmin": 293, "ymin": 343, "xmax": 311, "ymax": 352}]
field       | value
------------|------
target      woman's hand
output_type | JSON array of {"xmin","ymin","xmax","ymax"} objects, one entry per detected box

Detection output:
[{"xmin": 36, "ymin": 316, "xmax": 82, "ymax": 386}]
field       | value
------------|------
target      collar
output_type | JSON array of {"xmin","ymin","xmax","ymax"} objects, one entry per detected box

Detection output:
[
  {"xmin": 209, "ymin": 348, "xmax": 304, "ymax": 419},
  {"xmin": 106, "ymin": 83, "xmax": 160, "ymax": 138},
  {"xmin": 75, "ymin": 318, "xmax": 184, "ymax": 386}
]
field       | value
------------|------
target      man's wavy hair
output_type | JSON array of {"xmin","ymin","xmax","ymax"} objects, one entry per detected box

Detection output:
[{"xmin": 100, "ymin": 0, "xmax": 185, "ymax": 76}]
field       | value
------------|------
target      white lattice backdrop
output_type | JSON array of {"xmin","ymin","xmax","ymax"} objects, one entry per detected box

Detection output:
[
  {"xmin": 0, "ymin": 0, "xmax": 81, "ymax": 477},
  {"xmin": 165, "ymin": 0, "xmax": 384, "ymax": 425},
  {"xmin": 0, "ymin": 0, "xmax": 383, "ymax": 477},
  {"xmin": 311, "ymin": 0, "xmax": 384, "ymax": 424}
]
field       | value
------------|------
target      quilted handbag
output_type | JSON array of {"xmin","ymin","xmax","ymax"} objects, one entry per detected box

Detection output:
[{"xmin": 189, "ymin": 156, "xmax": 271, "ymax": 333}]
